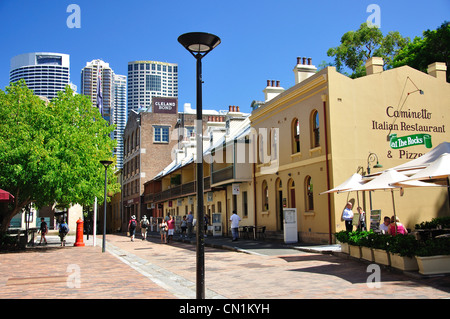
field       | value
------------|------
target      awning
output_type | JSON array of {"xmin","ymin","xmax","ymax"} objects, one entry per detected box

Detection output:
[{"xmin": 0, "ymin": 189, "xmax": 14, "ymax": 202}]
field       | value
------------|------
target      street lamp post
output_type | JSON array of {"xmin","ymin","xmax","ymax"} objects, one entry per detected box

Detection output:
[
  {"xmin": 100, "ymin": 160, "xmax": 113, "ymax": 253},
  {"xmin": 178, "ymin": 32, "xmax": 221, "ymax": 299},
  {"xmin": 366, "ymin": 152, "xmax": 383, "ymax": 212}
]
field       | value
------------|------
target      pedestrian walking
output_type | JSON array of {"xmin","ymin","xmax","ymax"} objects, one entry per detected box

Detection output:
[
  {"xmin": 159, "ymin": 219, "xmax": 168, "ymax": 243},
  {"xmin": 167, "ymin": 214, "xmax": 175, "ymax": 244},
  {"xmin": 58, "ymin": 219, "xmax": 69, "ymax": 247},
  {"xmin": 38, "ymin": 217, "xmax": 48, "ymax": 245},
  {"xmin": 341, "ymin": 202, "xmax": 354, "ymax": 232},
  {"xmin": 128, "ymin": 215, "xmax": 137, "ymax": 242},
  {"xmin": 180, "ymin": 215, "xmax": 187, "ymax": 238},
  {"xmin": 186, "ymin": 211, "xmax": 194, "ymax": 238},
  {"xmin": 230, "ymin": 210, "xmax": 241, "ymax": 241},
  {"xmin": 140, "ymin": 215, "xmax": 149, "ymax": 240},
  {"xmin": 204, "ymin": 214, "xmax": 209, "ymax": 238}
]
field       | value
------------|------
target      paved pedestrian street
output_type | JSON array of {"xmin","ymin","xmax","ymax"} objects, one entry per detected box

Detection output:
[{"xmin": 1, "ymin": 233, "xmax": 449, "ymax": 302}]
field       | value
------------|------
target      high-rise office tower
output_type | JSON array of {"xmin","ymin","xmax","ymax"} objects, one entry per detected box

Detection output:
[
  {"xmin": 81, "ymin": 59, "xmax": 115, "ymax": 124},
  {"xmin": 127, "ymin": 60, "xmax": 178, "ymax": 114},
  {"xmin": 10, "ymin": 52, "xmax": 72, "ymax": 100},
  {"xmin": 114, "ymin": 74, "xmax": 127, "ymax": 169}
]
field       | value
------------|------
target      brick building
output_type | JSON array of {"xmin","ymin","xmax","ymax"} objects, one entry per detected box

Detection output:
[{"xmin": 119, "ymin": 98, "xmax": 225, "ymax": 229}]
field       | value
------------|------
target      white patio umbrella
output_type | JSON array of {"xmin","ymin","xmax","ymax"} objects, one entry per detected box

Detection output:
[
  {"xmin": 342, "ymin": 169, "xmax": 443, "ymax": 234},
  {"xmin": 319, "ymin": 173, "xmax": 364, "ymax": 195},
  {"xmin": 399, "ymin": 153, "xmax": 450, "ymax": 182}
]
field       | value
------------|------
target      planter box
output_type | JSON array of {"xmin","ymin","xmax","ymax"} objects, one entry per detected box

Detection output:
[
  {"xmin": 390, "ymin": 253, "xmax": 418, "ymax": 271},
  {"xmin": 373, "ymin": 248, "xmax": 390, "ymax": 266},
  {"xmin": 349, "ymin": 245, "xmax": 361, "ymax": 259},
  {"xmin": 340, "ymin": 242, "xmax": 349, "ymax": 254},
  {"xmin": 416, "ymin": 255, "xmax": 450, "ymax": 275},
  {"xmin": 361, "ymin": 246, "xmax": 374, "ymax": 262}
]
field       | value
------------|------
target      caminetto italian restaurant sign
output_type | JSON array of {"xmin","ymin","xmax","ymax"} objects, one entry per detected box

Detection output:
[{"xmin": 371, "ymin": 106, "xmax": 446, "ymax": 159}]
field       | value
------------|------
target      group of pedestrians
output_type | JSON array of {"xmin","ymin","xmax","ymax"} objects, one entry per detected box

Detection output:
[
  {"xmin": 126, "ymin": 210, "xmax": 243, "ymax": 243},
  {"xmin": 341, "ymin": 201, "xmax": 408, "ymax": 236},
  {"xmin": 37, "ymin": 217, "xmax": 70, "ymax": 247}
]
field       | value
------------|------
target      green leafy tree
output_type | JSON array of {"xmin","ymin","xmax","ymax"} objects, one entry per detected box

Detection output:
[
  {"xmin": 0, "ymin": 80, "xmax": 119, "ymax": 232},
  {"xmin": 393, "ymin": 21, "xmax": 450, "ymax": 82},
  {"xmin": 327, "ymin": 22, "xmax": 410, "ymax": 78}
]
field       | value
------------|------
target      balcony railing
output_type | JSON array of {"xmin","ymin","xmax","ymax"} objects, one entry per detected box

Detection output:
[
  {"xmin": 211, "ymin": 166, "xmax": 233, "ymax": 185},
  {"xmin": 143, "ymin": 177, "xmax": 212, "ymax": 203}
]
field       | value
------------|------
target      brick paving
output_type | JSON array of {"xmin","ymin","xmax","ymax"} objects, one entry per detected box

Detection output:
[{"xmin": 1, "ymin": 233, "xmax": 449, "ymax": 299}]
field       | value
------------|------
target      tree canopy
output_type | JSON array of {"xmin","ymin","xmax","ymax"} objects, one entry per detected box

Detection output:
[
  {"xmin": 327, "ymin": 22, "xmax": 410, "ymax": 78},
  {"xmin": 393, "ymin": 21, "xmax": 450, "ymax": 82},
  {"xmin": 0, "ymin": 81, "xmax": 119, "ymax": 231}
]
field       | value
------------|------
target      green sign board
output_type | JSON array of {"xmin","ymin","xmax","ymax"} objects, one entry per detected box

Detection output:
[{"xmin": 389, "ymin": 133, "xmax": 432, "ymax": 149}]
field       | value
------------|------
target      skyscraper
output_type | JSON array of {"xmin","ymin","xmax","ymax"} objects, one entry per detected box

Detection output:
[
  {"xmin": 127, "ymin": 60, "xmax": 178, "ymax": 114},
  {"xmin": 10, "ymin": 52, "xmax": 72, "ymax": 100},
  {"xmin": 81, "ymin": 59, "xmax": 114, "ymax": 124},
  {"xmin": 114, "ymin": 74, "xmax": 127, "ymax": 169}
]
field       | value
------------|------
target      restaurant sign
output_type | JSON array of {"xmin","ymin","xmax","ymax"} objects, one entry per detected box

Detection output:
[{"xmin": 389, "ymin": 133, "xmax": 432, "ymax": 149}]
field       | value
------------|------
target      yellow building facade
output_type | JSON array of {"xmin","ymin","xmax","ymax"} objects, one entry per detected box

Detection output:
[{"xmin": 251, "ymin": 57, "xmax": 449, "ymax": 244}]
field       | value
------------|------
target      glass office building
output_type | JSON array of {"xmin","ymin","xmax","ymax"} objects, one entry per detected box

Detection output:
[
  {"xmin": 10, "ymin": 52, "xmax": 71, "ymax": 100},
  {"xmin": 127, "ymin": 60, "xmax": 178, "ymax": 114}
]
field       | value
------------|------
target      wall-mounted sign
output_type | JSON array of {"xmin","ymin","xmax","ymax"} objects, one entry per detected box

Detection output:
[
  {"xmin": 389, "ymin": 133, "xmax": 432, "ymax": 149},
  {"xmin": 152, "ymin": 97, "xmax": 177, "ymax": 114}
]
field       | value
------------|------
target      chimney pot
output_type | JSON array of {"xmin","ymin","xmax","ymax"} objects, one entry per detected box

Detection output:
[
  {"xmin": 276, "ymin": 80, "xmax": 280, "ymax": 87},
  {"xmin": 297, "ymin": 57, "xmax": 301, "ymax": 65},
  {"xmin": 267, "ymin": 80, "xmax": 270, "ymax": 87},
  {"xmin": 236, "ymin": 106, "xmax": 240, "ymax": 112},
  {"xmin": 303, "ymin": 57, "xmax": 306, "ymax": 65},
  {"xmin": 308, "ymin": 58, "xmax": 312, "ymax": 65},
  {"xmin": 271, "ymin": 80, "xmax": 275, "ymax": 87}
]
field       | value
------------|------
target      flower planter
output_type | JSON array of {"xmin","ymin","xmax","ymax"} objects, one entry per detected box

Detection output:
[
  {"xmin": 416, "ymin": 255, "xmax": 450, "ymax": 275},
  {"xmin": 349, "ymin": 245, "xmax": 361, "ymax": 259},
  {"xmin": 340, "ymin": 242, "xmax": 349, "ymax": 254},
  {"xmin": 390, "ymin": 253, "xmax": 418, "ymax": 271},
  {"xmin": 373, "ymin": 248, "xmax": 390, "ymax": 266},
  {"xmin": 361, "ymin": 246, "xmax": 374, "ymax": 262}
]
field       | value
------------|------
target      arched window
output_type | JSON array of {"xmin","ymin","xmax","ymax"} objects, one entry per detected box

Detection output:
[
  {"xmin": 305, "ymin": 176, "xmax": 314, "ymax": 211},
  {"xmin": 311, "ymin": 110, "xmax": 320, "ymax": 148},
  {"xmin": 292, "ymin": 118, "xmax": 300, "ymax": 153},
  {"xmin": 262, "ymin": 180, "xmax": 269, "ymax": 211}
]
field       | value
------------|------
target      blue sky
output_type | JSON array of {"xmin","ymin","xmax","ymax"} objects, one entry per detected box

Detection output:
[{"xmin": 0, "ymin": 0, "xmax": 448, "ymax": 113}]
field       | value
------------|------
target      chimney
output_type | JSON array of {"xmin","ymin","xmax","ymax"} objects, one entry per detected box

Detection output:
[
  {"xmin": 365, "ymin": 57, "xmax": 384, "ymax": 75},
  {"xmin": 427, "ymin": 62, "xmax": 447, "ymax": 82},
  {"xmin": 263, "ymin": 80, "xmax": 284, "ymax": 102},
  {"xmin": 293, "ymin": 57, "xmax": 317, "ymax": 84}
]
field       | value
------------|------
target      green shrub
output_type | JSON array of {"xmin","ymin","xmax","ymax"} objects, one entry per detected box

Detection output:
[
  {"xmin": 386, "ymin": 234, "xmax": 419, "ymax": 257},
  {"xmin": 415, "ymin": 237, "xmax": 450, "ymax": 257},
  {"xmin": 415, "ymin": 216, "xmax": 450, "ymax": 230},
  {"xmin": 335, "ymin": 230, "xmax": 350, "ymax": 243}
]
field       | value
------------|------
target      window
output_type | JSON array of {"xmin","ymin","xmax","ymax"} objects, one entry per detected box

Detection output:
[
  {"xmin": 262, "ymin": 180, "xmax": 269, "ymax": 211},
  {"xmin": 288, "ymin": 179, "xmax": 296, "ymax": 208},
  {"xmin": 305, "ymin": 176, "xmax": 314, "ymax": 211},
  {"xmin": 154, "ymin": 126, "xmax": 170, "ymax": 143},
  {"xmin": 311, "ymin": 110, "xmax": 320, "ymax": 148},
  {"xmin": 146, "ymin": 75, "xmax": 161, "ymax": 91},
  {"xmin": 292, "ymin": 118, "xmax": 300, "ymax": 153}
]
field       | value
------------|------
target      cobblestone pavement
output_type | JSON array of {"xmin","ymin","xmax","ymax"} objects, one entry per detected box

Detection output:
[{"xmin": 1, "ymin": 233, "xmax": 449, "ymax": 300}]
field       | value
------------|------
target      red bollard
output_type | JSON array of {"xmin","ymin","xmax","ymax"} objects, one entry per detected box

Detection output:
[{"xmin": 74, "ymin": 218, "xmax": 85, "ymax": 247}]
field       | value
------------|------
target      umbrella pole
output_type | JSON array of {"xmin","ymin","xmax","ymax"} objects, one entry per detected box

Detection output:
[{"xmin": 391, "ymin": 189, "xmax": 397, "ymax": 235}]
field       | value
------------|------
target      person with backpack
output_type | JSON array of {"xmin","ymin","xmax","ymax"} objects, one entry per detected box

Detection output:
[
  {"xmin": 128, "ymin": 215, "xmax": 137, "ymax": 242},
  {"xmin": 38, "ymin": 217, "xmax": 48, "ymax": 245},
  {"xmin": 140, "ymin": 215, "xmax": 149, "ymax": 240},
  {"xmin": 58, "ymin": 219, "xmax": 69, "ymax": 247}
]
